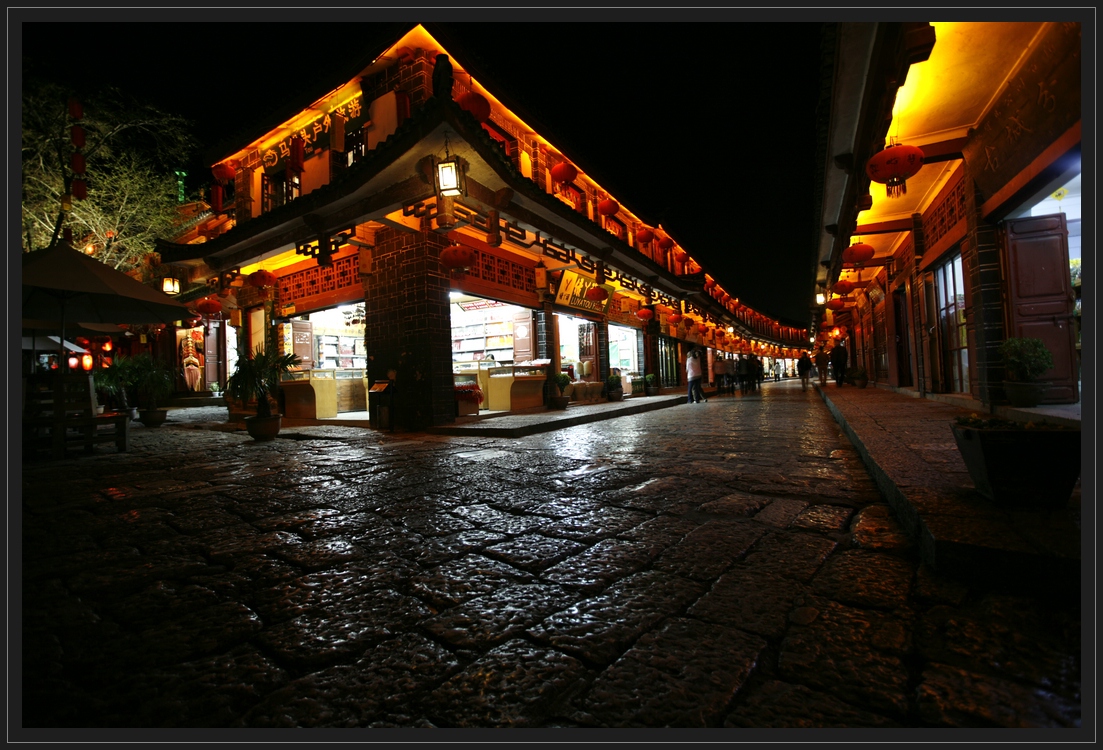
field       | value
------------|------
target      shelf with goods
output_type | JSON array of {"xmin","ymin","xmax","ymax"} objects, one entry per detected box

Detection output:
[
  {"xmin": 450, "ymin": 322, "xmax": 514, "ymax": 364},
  {"xmin": 317, "ymin": 333, "xmax": 367, "ymax": 370}
]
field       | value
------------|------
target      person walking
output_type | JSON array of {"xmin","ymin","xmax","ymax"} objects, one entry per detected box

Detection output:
[
  {"xmin": 814, "ymin": 346, "xmax": 830, "ymax": 387},
  {"xmin": 713, "ymin": 355, "xmax": 728, "ymax": 396},
  {"xmin": 772, "ymin": 360, "xmax": 782, "ymax": 382},
  {"xmin": 830, "ymin": 341, "xmax": 848, "ymax": 387},
  {"xmin": 797, "ymin": 351, "xmax": 813, "ymax": 391},
  {"xmin": 685, "ymin": 348, "xmax": 706, "ymax": 403},
  {"xmin": 736, "ymin": 354, "xmax": 750, "ymax": 395}
]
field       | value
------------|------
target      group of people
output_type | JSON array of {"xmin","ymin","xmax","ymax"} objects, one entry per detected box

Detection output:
[{"xmin": 688, "ymin": 341, "xmax": 852, "ymax": 402}]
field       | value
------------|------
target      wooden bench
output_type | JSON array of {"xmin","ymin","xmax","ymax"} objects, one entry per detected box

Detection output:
[{"xmin": 23, "ymin": 373, "xmax": 130, "ymax": 459}]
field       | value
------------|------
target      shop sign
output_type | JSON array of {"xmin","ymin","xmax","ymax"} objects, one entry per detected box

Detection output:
[
  {"xmin": 555, "ymin": 271, "xmax": 613, "ymax": 315},
  {"xmin": 261, "ymin": 93, "xmax": 366, "ymax": 173}
]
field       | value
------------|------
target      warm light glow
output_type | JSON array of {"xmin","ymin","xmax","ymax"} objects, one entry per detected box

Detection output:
[
  {"xmin": 84, "ymin": 245, "xmax": 95, "ymax": 254},
  {"xmin": 162, "ymin": 277, "xmax": 180, "ymax": 295},
  {"xmin": 436, "ymin": 158, "xmax": 461, "ymax": 196},
  {"xmin": 101, "ymin": 340, "xmax": 113, "ymax": 352},
  {"xmin": 82, "ymin": 354, "xmax": 94, "ymax": 371},
  {"xmin": 816, "ymin": 293, "xmax": 826, "ymax": 305}
]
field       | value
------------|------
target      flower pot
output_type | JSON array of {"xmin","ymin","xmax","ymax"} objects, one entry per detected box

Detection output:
[
  {"xmin": 1002, "ymin": 380, "xmax": 1048, "ymax": 408},
  {"xmin": 245, "ymin": 414, "xmax": 283, "ymax": 442},
  {"xmin": 607, "ymin": 390, "xmax": 624, "ymax": 402},
  {"xmin": 950, "ymin": 422, "xmax": 1080, "ymax": 508},
  {"xmin": 457, "ymin": 399, "xmax": 479, "ymax": 416},
  {"xmin": 645, "ymin": 385, "xmax": 660, "ymax": 397},
  {"xmin": 853, "ymin": 377, "xmax": 869, "ymax": 389},
  {"xmin": 548, "ymin": 395, "xmax": 570, "ymax": 410},
  {"xmin": 137, "ymin": 408, "xmax": 169, "ymax": 428}
]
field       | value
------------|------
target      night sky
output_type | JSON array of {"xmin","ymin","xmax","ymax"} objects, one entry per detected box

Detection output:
[{"xmin": 20, "ymin": 15, "xmax": 824, "ymax": 328}]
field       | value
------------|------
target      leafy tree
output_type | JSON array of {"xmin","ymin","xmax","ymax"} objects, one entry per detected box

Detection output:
[{"xmin": 21, "ymin": 79, "xmax": 197, "ymax": 273}]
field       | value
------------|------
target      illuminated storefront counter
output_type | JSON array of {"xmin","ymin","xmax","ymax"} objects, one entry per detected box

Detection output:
[
  {"xmin": 281, "ymin": 369, "xmax": 367, "ymax": 418},
  {"xmin": 485, "ymin": 364, "xmax": 547, "ymax": 412}
]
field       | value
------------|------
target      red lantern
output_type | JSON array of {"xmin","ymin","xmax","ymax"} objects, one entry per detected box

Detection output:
[
  {"xmin": 289, "ymin": 135, "xmax": 305, "ymax": 172},
  {"xmin": 826, "ymin": 298, "xmax": 845, "ymax": 311},
  {"xmin": 667, "ymin": 313, "xmax": 682, "ymax": 325},
  {"xmin": 842, "ymin": 242, "xmax": 875, "ymax": 266},
  {"xmin": 71, "ymin": 178, "xmax": 87, "ymax": 201},
  {"xmin": 212, "ymin": 162, "xmax": 235, "ymax": 184},
  {"xmin": 248, "ymin": 269, "xmax": 277, "ymax": 288},
  {"xmin": 458, "ymin": 91, "xmax": 491, "ymax": 122},
  {"xmin": 832, "ymin": 279, "xmax": 854, "ymax": 296},
  {"xmin": 866, "ymin": 143, "xmax": 924, "ymax": 198},
  {"xmin": 70, "ymin": 125, "xmax": 85, "ymax": 149},
  {"xmin": 67, "ymin": 355, "xmax": 79, "ymax": 370},
  {"xmin": 550, "ymin": 162, "xmax": 578, "ymax": 184},
  {"xmin": 196, "ymin": 297, "xmax": 222, "ymax": 316},
  {"xmin": 68, "ymin": 97, "xmax": 83, "ymax": 120},
  {"xmin": 636, "ymin": 308, "xmax": 654, "ymax": 321},
  {"xmin": 673, "ymin": 250, "xmax": 688, "ymax": 264},
  {"xmin": 584, "ymin": 286, "xmax": 609, "ymax": 302},
  {"xmin": 657, "ymin": 236, "xmax": 674, "ymax": 250},
  {"xmin": 597, "ymin": 198, "xmax": 619, "ymax": 216},
  {"xmin": 82, "ymin": 354, "xmax": 94, "ymax": 371},
  {"xmin": 211, "ymin": 183, "xmax": 224, "ymax": 213},
  {"xmin": 636, "ymin": 228, "xmax": 654, "ymax": 244},
  {"xmin": 697, "ymin": 324, "xmax": 708, "ymax": 334},
  {"xmin": 440, "ymin": 245, "xmax": 477, "ymax": 270}
]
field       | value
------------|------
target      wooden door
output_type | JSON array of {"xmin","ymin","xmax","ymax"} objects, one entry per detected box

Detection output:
[
  {"xmin": 892, "ymin": 289, "xmax": 913, "ymax": 387},
  {"xmin": 512, "ymin": 310, "xmax": 533, "ymax": 363},
  {"xmin": 204, "ymin": 321, "xmax": 224, "ymax": 388},
  {"xmin": 578, "ymin": 322, "xmax": 597, "ymax": 380},
  {"xmin": 1002, "ymin": 214, "xmax": 1078, "ymax": 403},
  {"xmin": 921, "ymin": 272, "xmax": 944, "ymax": 393}
]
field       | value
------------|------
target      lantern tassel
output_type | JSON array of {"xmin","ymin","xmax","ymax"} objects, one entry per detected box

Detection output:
[{"xmin": 886, "ymin": 177, "xmax": 907, "ymax": 198}]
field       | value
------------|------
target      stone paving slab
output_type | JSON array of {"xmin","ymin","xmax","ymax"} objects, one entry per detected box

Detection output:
[
  {"xmin": 16, "ymin": 382, "xmax": 1085, "ymax": 733},
  {"xmin": 815, "ymin": 384, "xmax": 1082, "ymax": 595}
]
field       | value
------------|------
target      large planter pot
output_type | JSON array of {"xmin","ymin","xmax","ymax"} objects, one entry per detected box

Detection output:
[
  {"xmin": 853, "ymin": 377, "xmax": 869, "ymax": 389},
  {"xmin": 1002, "ymin": 380, "xmax": 1048, "ymax": 408},
  {"xmin": 457, "ymin": 400, "xmax": 480, "ymax": 416},
  {"xmin": 548, "ymin": 395, "xmax": 570, "ymax": 410},
  {"xmin": 950, "ymin": 422, "xmax": 1080, "ymax": 508},
  {"xmin": 245, "ymin": 414, "xmax": 283, "ymax": 442},
  {"xmin": 645, "ymin": 385, "xmax": 660, "ymax": 397},
  {"xmin": 607, "ymin": 390, "xmax": 624, "ymax": 402},
  {"xmin": 137, "ymin": 408, "xmax": 169, "ymax": 428}
]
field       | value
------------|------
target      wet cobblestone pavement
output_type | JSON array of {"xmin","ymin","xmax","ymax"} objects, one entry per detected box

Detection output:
[{"xmin": 17, "ymin": 380, "xmax": 1084, "ymax": 735}]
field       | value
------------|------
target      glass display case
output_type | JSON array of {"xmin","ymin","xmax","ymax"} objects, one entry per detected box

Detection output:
[{"xmin": 281, "ymin": 368, "xmax": 337, "ymax": 418}]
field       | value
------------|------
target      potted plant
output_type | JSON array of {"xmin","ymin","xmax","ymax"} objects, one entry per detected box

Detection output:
[
  {"xmin": 605, "ymin": 373, "xmax": 624, "ymax": 402},
  {"xmin": 93, "ymin": 355, "xmax": 139, "ymax": 419},
  {"xmin": 549, "ymin": 373, "xmax": 571, "ymax": 409},
  {"xmin": 226, "ymin": 346, "xmax": 302, "ymax": 441},
  {"xmin": 999, "ymin": 337, "xmax": 1053, "ymax": 407},
  {"xmin": 128, "ymin": 352, "xmax": 175, "ymax": 427},
  {"xmin": 845, "ymin": 365, "xmax": 869, "ymax": 388},
  {"xmin": 208, "ymin": 381, "xmax": 223, "ymax": 399},
  {"xmin": 950, "ymin": 414, "xmax": 1080, "ymax": 508},
  {"xmin": 454, "ymin": 381, "xmax": 483, "ymax": 416},
  {"xmin": 644, "ymin": 373, "xmax": 660, "ymax": 397}
]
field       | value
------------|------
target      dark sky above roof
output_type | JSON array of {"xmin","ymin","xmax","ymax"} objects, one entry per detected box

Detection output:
[{"xmin": 20, "ymin": 17, "xmax": 825, "ymax": 328}]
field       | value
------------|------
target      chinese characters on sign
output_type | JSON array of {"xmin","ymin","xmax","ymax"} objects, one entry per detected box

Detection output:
[
  {"xmin": 262, "ymin": 94, "xmax": 365, "ymax": 172},
  {"xmin": 555, "ymin": 271, "xmax": 613, "ymax": 315}
]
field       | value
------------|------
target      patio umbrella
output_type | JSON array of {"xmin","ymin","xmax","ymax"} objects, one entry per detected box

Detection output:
[{"xmin": 22, "ymin": 242, "xmax": 192, "ymax": 362}]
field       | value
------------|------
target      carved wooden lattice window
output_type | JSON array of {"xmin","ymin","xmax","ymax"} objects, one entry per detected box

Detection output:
[
  {"xmin": 278, "ymin": 254, "xmax": 360, "ymax": 305},
  {"xmin": 471, "ymin": 248, "xmax": 537, "ymax": 293},
  {"xmin": 923, "ymin": 178, "xmax": 967, "ymax": 249}
]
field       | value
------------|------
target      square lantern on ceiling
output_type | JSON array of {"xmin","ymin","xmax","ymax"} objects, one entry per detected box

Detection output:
[
  {"xmin": 162, "ymin": 276, "xmax": 181, "ymax": 295},
  {"xmin": 436, "ymin": 155, "xmax": 464, "ymax": 197}
]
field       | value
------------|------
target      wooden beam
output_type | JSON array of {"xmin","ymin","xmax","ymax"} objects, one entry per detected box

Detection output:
[
  {"xmin": 919, "ymin": 136, "xmax": 968, "ymax": 164},
  {"xmin": 854, "ymin": 218, "xmax": 912, "ymax": 235}
]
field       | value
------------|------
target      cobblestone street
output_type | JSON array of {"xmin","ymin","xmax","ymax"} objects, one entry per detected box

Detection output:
[{"xmin": 18, "ymin": 380, "xmax": 1083, "ymax": 734}]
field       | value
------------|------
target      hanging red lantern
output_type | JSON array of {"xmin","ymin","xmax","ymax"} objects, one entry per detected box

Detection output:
[
  {"xmin": 211, "ymin": 183, "xmax": 224, "ymax": 213},
  {"xmin": 584, "ymin": 286, "xmax": 609, "ymax": 302},
  {"xmin": 247, "ymin": 269, "xmax": 277, "ymax": 288},
  {"xmin": 440, "ymin": 245, "xmax": 477, "ymax": 270},
  {"xmin": 70, "ymin": 125, "xmax": 85, "ymax": 149},
  {"xmin": 657, "ymin": 236, "xmax": 674, "ymax": 251},
  {"xmin": 597, "ymin": 198, "xmax": 619, "ymax": 216},
  {"xmin": 636, "ymin": 308, "xmax": 654, "ymax": 321},
  {"xmin": 458, "ymin": 91, "xmax": 491, "ymax": 122},
  {"xmin": 68, "ymin": 98, "xmax": 83, "ymax": 120},
  {"xmin": 196, "ymin": 297, "xmax": 222, "ymax": 316},
  {"xmin": 826, "ymin": 298, "xmax": 845, "ymax": 311},
  {"xmin": 550, "ymin": 162, "xmax": 578, "ymax": 184},
  {"xmin": 667, "ymin": 313, "xmax": 682, "ymax": 325},
  {"xmin": 673, "ymin": 250, "xmax": 688, "ymax": 264},
  {"xmin": 636, "ymin": 228, "xmax": 654, "ymax": 244},
  {"xmin": 71, "ymin": 178, "xmax": 87, "ymax": 201},
  {"xmin": 832, "ymin": 279, "xmax": 855, "ymax": 296},
  {"xmin": 866, "ymin": 143, "xmax": 924, "ymax": 198},
  {"xmin": 289, "ymin": 135, "xmax": 305, "ymax": 172},
  {"xmin": 212, "ymin": 162, "xmax": 236, "ymax": 184},
  {"xmin": 82, "ymin": 354, "xmax": 94, "ymax": 371},
  {"xmin": 697, "ymin": 324, "xmax": 708, "ymax": 334},
  {"xmin": 842, "ymin": 242, "xmax": 875, "ymax": 266},
  {"xmin": 68, "ymin": 355, "xmax": 80, "ymax": 370}
]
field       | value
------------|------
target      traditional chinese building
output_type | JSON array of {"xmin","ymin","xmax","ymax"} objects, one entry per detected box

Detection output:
[
  {"xmin": 812, "ymin": 21, "xmax": 1082, "ymax": 407},
  {"xmin": 155, "ymin": 23, "xmax": 808, "ymax": 429}
]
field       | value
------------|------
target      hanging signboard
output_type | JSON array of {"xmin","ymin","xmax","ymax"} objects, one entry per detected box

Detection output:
[{"xmin": 554, "ymin": 270, "xmax": 613, "ymax": 315}]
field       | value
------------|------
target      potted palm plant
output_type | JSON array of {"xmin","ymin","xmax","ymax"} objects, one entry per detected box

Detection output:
[
  {"xmin": 226, "ymin": 346, "xmax": 302, "ymax": 441},
  {"xmin": 129, "ymin": 352, "xmax": 175, "ymax": 427},
  {"xmin": 999, "ymin": 337, "xmax": 1053, "ymax": 407},
  {"xmin": 93, "ymin": 355, "xmax": 139, "ymax": 419}
]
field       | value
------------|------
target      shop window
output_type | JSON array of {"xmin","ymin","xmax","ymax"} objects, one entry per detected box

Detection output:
[
  {"xmin": 261, "ymin": 168, "xmax": 301, "ymax": 214},
  {"xmin": 935, "ymin": 252, "xmax": 969, "ymax": 393}
]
